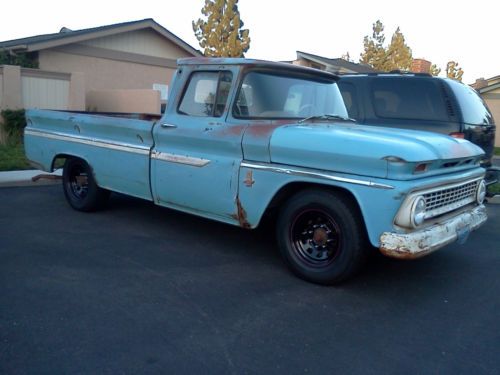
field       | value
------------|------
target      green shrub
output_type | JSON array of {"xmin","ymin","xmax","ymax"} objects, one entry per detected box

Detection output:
[
  {"xmin": 1, "ymin": 109, "xmax": 26, "ymax": 143},
  {"xmin": 0, "ymin": 51, "xmax": 39, "ymax": 69},
  {"xmin": 489, "ymin": 183, "xmax": 500, "ymax": 196}
]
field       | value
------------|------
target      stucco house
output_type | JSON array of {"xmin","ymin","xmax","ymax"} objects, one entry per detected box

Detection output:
[
  {"xmin": 291, "ymin": 51, "xmax": 377, "ymax": 74},
  {"xmin": 473, "ymin": 76, "xmax": 500, "ymax": 147},
  {"xmin": 0, "ymin": 18, "xmax": 201, "ymax": 113}
]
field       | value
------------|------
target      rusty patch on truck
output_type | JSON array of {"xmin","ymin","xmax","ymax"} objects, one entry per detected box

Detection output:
[
  {"xmin": 379, "ymin": 231, "xmax": 437, "ymax": 260},
  {"xmin": 231, "ymin": 197, "xmax": 251, "ymax": 229},
  {"xmin": 243, "ymin": 170, "xmax": 255, "ymax": 187},
  {"xmin": 245, "ymin": 122, "xmax": 288, "ymax": 138},
  {"xmin": 31, "ymin": 174, "xmax": 63, "ymax": 182},
  {"xmin": 379, "ymin": 245, "xmax": 431, "ymax": 260}
]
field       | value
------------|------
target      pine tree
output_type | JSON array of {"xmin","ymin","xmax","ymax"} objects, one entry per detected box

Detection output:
[
  {"xmin": 386, "ymin": 27, "xmax": 412, "ymax": 71},
  {"xmin": 446, "ymin": 61, "xmax": 464, "ymax": 82},
  {"xmin": 360, "ymin": 20, "xmax": 387, "ymax": 70},
  {"xmin": 193, "ymin": 0, "xmax": 250, "ymax": 58},
  {"xmin": 360, "ymin": 21, "xmax": 413, "ymax": 72}
]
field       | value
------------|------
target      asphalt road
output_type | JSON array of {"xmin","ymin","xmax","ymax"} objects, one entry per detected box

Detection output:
[{"xmin": 1, "ymin": 186, "xmax": 499, "ymax": 375}]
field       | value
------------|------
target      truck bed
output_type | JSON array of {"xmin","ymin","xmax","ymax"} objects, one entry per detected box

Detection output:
[{"xmin": 24, "ymin": 109, "xmax": 156, "ymax": 200}]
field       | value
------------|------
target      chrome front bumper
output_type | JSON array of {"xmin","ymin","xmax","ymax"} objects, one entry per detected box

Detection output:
[{"xmin": 379, "ymin": 205, "xmax": 487, "ymax": 259}]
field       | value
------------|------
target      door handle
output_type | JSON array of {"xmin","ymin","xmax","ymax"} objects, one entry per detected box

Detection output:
[{"xmin": 161, "ymin": 123, "xmax": 177, "ymax": 129}]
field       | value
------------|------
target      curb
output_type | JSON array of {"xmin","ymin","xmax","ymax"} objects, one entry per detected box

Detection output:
[
  {"xmin": 488, "ymin": 195, "xmax": 500, "ymax": 205},
  {"xmin": 0, "ymin": 169, "xmax": 62, "ymax": 188}
]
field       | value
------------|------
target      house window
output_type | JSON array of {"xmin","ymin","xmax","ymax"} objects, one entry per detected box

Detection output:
[{"xmin": 178, "ymin": 71, "xmax": 233, "ymax": 117}]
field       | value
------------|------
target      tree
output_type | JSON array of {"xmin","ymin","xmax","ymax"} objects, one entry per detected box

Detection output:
[
  {"xmin": 0, "ymin": 50, "xmax": 38, "ymax": 68},
  {"xmin": 341, "ymin": 51, "xmax": 354, "ymax": 62},
  {"xmin": 446, "ymin": 61, "xmax": 464, "ymax": 82},
  {"xmin": 360, "ymin": 20, "xmax": 413, "ymax": 72},
  {"xmin": 386, "ymin": 27, "xmax": 412, "ymax": 71},
  {"xmin": 360, "ymin": 20, "xmax": 388, "ymax": 70},
  {"xmin": 429, "ymin": 63, "xmax": 441, "ymax": 76},
  {"xmin": 193, "ymin": 0, "xmax": 250, "ymax": 58}
]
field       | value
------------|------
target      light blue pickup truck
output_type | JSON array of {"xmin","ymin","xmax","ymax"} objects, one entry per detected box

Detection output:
[{"xmin": 25, "ymin": 58, "xmax": 488, "ymax": 284}]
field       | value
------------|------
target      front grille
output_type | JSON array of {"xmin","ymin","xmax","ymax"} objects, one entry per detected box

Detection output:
[{"xmin": 423, "ymin": 180, "xmax": 479, "ymax": 219}]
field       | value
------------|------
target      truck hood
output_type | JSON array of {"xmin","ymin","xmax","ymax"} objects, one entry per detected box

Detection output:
[{"xmin": 269, "ymin": 123, "xmax": 485, "ymax": 180}]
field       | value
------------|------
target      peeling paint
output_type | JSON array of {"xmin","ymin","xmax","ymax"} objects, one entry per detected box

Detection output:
[
  {"xmin": 232, "ymin": 197, "xmax": 251, "ymax": 229},
  {"xmin": 379, "ymin": 205, "xmax": 487, "ymax": 259},
  {"xmin": 243, "ymin": 170, "xmax": 255, "ymax": 187}
]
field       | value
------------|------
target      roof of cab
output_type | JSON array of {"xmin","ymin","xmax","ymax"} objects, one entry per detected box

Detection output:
[{"xmin": 177, "ymin": 57, "xmax": 339, "ymax": 81}]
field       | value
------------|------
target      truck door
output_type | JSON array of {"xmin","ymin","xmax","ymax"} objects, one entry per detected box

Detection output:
[{"xmin": 151, "ymin": 66, "xmax": 245, "ymax": 223}]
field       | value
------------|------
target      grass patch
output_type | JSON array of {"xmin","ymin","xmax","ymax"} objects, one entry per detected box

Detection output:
[
  {"xmin": 488, "ymin": 183, "xmax": 500, "ymax": 196},
  {"xmin": 0, "ymin": 142, "xmax": 33, "ymax": 171},
  {"xmin": 495, "ymin": 147, "xmax": 500, "ymax": 156}
]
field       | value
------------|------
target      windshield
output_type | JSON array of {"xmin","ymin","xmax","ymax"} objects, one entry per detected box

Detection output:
[
  {"xmin": 447, "ymin": 79, "xmax": 494, "ymax": 126},
  {"xmin": 233, "ymin": 71, "xmax": 348, "ymax": 119}
]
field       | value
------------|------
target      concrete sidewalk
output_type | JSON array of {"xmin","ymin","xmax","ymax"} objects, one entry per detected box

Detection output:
[{"xmin": 0, "ymin": 169, "xmax": 62, "ymax": 188}]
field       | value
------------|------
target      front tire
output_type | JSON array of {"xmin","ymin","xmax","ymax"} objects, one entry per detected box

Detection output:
[
  {"xmin": 277, "ymin": 189, "xmax": 368, "ymax": 285},
  {"xmin": 63, "ymin": 158, "xmax": 109, "ymax": 212}
]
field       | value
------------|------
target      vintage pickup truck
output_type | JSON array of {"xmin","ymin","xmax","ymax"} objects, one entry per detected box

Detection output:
[{"xmin": 24, "ymin": 58, "xmax": 488, "ymax": 284}]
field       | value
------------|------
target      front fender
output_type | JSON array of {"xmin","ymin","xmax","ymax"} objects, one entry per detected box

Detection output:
[{"xmin": 237, "ymin": 162, "xmax": 405, "ymax": 247}]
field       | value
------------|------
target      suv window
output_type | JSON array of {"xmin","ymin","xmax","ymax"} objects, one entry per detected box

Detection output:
[
  {"xmin": 371, "ymin": 79, "xmax": 449, "ymax": 122},
  {"xmin": 178, "ymin": 71, "xmax": 233, "ymax": 117},
  {"xmin": 338, "ymin": 81, "xmax": 359, "ymax": 118},
  {"xmin": 233, "ymin": 71, "xmax": 347, "ymax": 119},
  {"xmin": 446, "ymin": 79, "xmax": 494, "ymax": 125}
]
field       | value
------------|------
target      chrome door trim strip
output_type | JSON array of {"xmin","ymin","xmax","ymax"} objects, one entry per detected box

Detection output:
[
  {"xmin": 151, "ymin": 151, "xmax": 210, "ymax": 167},
  {"xmin": 240, "ymin": 161, "xmax": 395, "ymax": 190},
  {"xmin": 25, "ymin": 129, "xmax": 150, "ymax": 155}
]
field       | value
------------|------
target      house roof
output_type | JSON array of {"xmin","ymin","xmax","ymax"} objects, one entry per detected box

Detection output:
[
  {"xmin": 479, "ymin": 82, "xmax": 500, "ymax": 94},
  {"xmin": 477, "ymin": 75, "xmax": 500, "ymax": 94},
  {"xmin": 296, "ymin": 51, "xmax": 377, "ymax": 74},
  {"xmin": 0, "ymin": 18, "xmax": 201, "ymax": 57}
]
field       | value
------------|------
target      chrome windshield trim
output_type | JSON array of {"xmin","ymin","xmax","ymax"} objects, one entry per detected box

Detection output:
[
  {"xmin": 241, "ymin": 161, "xmax": 394, "ymax": 189},
  {"xmin": 25, "ymin": 129, "xmax": 150, "ymax": 155},
  {"xmin": 151, "ymin": 151, "xmax": 210, "ymax": 167}
]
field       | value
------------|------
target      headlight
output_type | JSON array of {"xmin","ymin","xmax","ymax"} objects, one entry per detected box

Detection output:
[
  {"xmin": 476, "ymin": 180, "xmax": 486, "ymax": 204},
  {"xmin": 411, "ymin": 196, "xmax": 426, "ymax": 227}
]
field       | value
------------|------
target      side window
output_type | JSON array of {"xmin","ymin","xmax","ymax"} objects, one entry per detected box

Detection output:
[
  {"xmin": 338, "ymin": 82, "xmax": 359, "ymax": 119},
  {"xmin": 178, "ymin": 71, "xmax": 233, "ymax": 117},
  {"xmin": 371, "ymin": 79, "xmax": 449, "ymax": 122}
]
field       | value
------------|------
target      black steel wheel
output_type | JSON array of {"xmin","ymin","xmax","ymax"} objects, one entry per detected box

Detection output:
[
  {"xmin": 63, "ymin": 158, "xmax": 109, "ymax": 212},
  {"xmin": 277, "ymin": 189, "xmax": 368, "ymax": 285}
]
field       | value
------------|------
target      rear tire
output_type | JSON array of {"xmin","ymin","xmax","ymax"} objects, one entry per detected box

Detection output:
[
  {"xmin": 63, "ymin": 158, "xmax": 109, "ymax": 212},
  {"xmin": 276, "ymin": 189, "xmax": 368, "ymax": 285}
]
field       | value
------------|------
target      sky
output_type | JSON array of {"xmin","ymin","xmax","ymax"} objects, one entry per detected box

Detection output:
[{"xmin": 1, "ymin": 0, "xmax": 498, "ymax": 84}]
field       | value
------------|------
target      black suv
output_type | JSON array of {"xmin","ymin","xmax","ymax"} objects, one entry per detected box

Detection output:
[{"xmin": 338, "ymin": 73, "xmax": 498, "ymax": 185}]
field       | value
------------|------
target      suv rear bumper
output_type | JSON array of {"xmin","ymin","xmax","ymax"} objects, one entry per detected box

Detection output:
[{"xmin": 379, "ymin": 205, "xmax": 487, "ymax": 259}]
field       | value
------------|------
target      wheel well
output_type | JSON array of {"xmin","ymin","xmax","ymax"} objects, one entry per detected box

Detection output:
[
  {"xmin": 51, "ymin": 154, "xmax": 80, "ymax": 171},
  {"xmin": 264, "ymin": 182, "xmax": 364, "ymax": 224}
]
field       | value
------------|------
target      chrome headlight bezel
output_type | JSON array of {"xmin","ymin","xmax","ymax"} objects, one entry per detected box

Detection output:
[
  {"xmin": 410, "ymin": 196, "xmax": 426, "ymax": 227},
  {"xmin": 476, "ymin": 180, "xmax": 486, "ymax": 204},
  {"xmin": 394, "ymin": 195, "xmax": 427, "ymax": 229}
]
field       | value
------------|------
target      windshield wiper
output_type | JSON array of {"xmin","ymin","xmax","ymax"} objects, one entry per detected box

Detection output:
[{"xmin": 298, "ymin": 114, "xmax": 356, "ymax": 124}]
